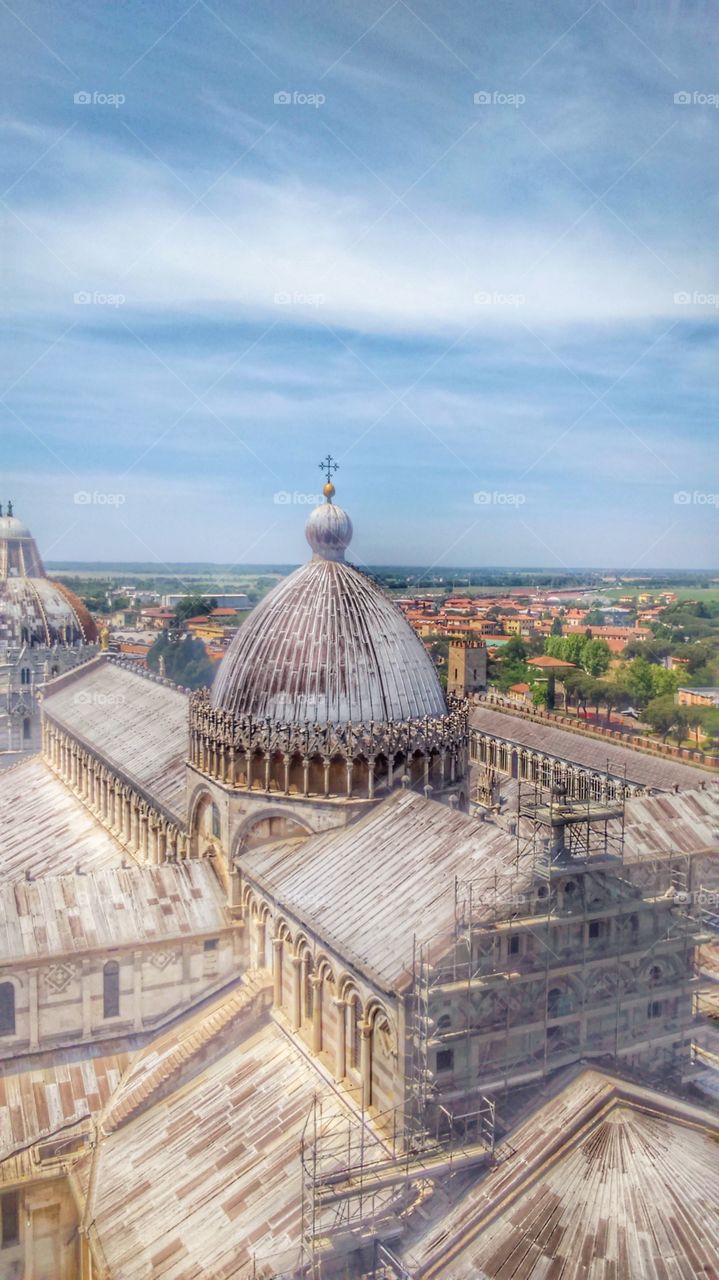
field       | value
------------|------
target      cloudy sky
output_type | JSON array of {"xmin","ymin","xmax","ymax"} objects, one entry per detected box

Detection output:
[{"xmin": 2, "ymin": 0, "xmax": 718, "ymax": 568}]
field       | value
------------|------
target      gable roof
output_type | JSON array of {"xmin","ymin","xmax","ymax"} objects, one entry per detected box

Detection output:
[
  {"xmin": 471, "ymin": 705, "xmax": 711, "ymax": 791},
  {"xmin": 0, "ymin": 756, "xmax": 124, "ymax": 880},
  {"xmin": 0, "ymin": 862, "xmax": 227, "ymax": 965},
  {"xmin": 240, "ymin": 791, "xmax": 530, "ymax": 990},
  {"xmin": 43, "ymin": 656, "xmax": 189, "ymax": 820}
]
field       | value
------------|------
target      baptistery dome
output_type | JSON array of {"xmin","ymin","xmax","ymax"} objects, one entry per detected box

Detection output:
[
  {"xmin": 0, "ymin": 506, "xmax": 97, "ymax": 646},
  {"xmin": 211, "ymin": 486, "xmax": 446, "ymax": 726}
]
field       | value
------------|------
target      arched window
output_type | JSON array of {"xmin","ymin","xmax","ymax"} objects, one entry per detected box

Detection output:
[
  {"xmin": 547, "ymin": 987, "xmax": 572, "ymax": 1017},
  {"xmin": 20, "ymin": 667, "xmax": 30, "ymax": 686},
  {"xmin": 22, "ymin": 718, "xmax": 31, "ymax": 741},
  {"xmin": 103, "ymin": 961, "xmax": 120, "ymax": 1018},
  {"xmin": 0, "ymin": 984, "xmax": 15, "ymax": 1036},
  {"xmin": 649, "ymin": 965, "xmax": 663, "ymax": 986},
  {"xmin": 211, "ymin": 804, "xmax": 221, "ymax": 839}
]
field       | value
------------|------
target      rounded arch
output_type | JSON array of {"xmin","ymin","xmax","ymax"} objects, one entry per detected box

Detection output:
[{"xmin": 231, "ymin": 808, "xmax": 315, "ymax": 860}]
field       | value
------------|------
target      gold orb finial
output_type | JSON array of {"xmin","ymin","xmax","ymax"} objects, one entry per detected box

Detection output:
[{"xmin": 323, "ymin": 481, "xmax": 335, "ymax": 500}]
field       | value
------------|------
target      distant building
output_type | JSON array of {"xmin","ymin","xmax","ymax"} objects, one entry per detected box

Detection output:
[
  {"xmin": 0, "ymin": 505, "xmax": 97, "ymax": 767},
  {"xmin": 677, "ymin": 687, "xmax": 719, "ymax": 708},
  {"xmin": 161, "ymin": 592, "xmax": 250, "ymax": 610}
]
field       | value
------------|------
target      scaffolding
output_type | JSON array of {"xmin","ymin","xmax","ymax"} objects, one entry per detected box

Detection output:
[
  {"xmin": 410, "ymin": 773, "xmax": 711, "ymax": 1108},
  {"xmin": 296, "ymin": 777, "xmax": 713, "ymax": 1277}
]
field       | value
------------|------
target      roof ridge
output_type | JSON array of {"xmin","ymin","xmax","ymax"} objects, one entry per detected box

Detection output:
[{"xmin": 101, "ymin": 970, "xmax": 272, "ymax": 1133}]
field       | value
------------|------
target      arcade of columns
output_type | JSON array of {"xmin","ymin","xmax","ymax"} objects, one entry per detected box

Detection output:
[
  {"xmin": 470, "ymin": 729, "xmax": 647, "ymax": 802},
  {"xmin": 190, "ymin": 688, "xmax": 470, "ymax": 801},
  {"xmin": 43, "ymin": 720, "xmax": 186, "ymax": 864},
  {"xmin": 237, "ymin": 884, "xmax": 396, "ymax": 1113}
]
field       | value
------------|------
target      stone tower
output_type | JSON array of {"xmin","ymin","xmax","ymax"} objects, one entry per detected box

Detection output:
[{"xmin": 447, "ymin": 637, "xmax": 487, "ymax": 698}]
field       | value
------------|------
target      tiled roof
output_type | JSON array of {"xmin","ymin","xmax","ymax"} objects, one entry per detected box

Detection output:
[
  {"xmin": 471, "ymin": 705, "xmax": 711, "ymax": 790},
  {"xmin": 44, "ymin": 657, "xmax": 189, "ymax": 819},
  {"xmin": 84, "ymin": 1015, "xmax": 386, "ymax": 1280},
  {"xmin": 241, "ymin": 791, "xmax": 532, "ymax": 989},
  {"xmin": 619, "ymin": 785, "xmax": 719, "ymax": 860},
  {"xmin": 0, "ymin": 862, "xmax": 227, "ymax": 964},
  {"xmin": 402, "ymin": 1069, "xmax": 719, "ymax": 1279},
  {"xmin": 0, "ymin": 756, "xmax": 124, "ymax": 880},
  {"xmin": 0, "ymin": 1046, "xmax": 129, "ymax": 1163}
]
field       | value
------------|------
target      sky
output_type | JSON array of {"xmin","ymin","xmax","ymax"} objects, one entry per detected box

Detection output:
[{"xmin": 2, "ymin": 0, "xmax": 718, "ymax": 569}]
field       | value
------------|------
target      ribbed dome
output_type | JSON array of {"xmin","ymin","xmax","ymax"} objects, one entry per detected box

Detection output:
[
  {"xmin": 0, "ymin": 506, "xmax": 97, "ymax": 646},
  {"xmin": 211, "ymin": 492, "xmax": 446, "ymax": 725}
]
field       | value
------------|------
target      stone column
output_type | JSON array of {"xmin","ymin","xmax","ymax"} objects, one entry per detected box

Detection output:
[
  {"xmin": 346, "ymin": 759, "xmax": 353, "ymax": 798},
  {"xmin": 302, "ymin": 757, "xmax": 309, "ymax": 797},
  {"xmin": 310, "ymin": 974, "xmax": 323, "ymax": 1053},
  {"xmin": 368, "ymin": 758, "xmax": 375, "ymax": 800},
  {"xmin": 291, "ymin": 954, "xmax": 302, "ymax": 1029},
  {"xmin": 333, "ymin": 997, "xmax": 347, "ymax": 1081},
  {"xmin": 359, "ymin": 1019, "xmax": 372, "ymax": 1107},
  {"xmin": 323, "ymin": 757, "xmax": 331, "ymax": 797},
  {"xmin": 264, "ymin": 753, "xmax": 271, "ymax": 791},
  {"xmin": 283, "ymin": 754, "xmax": 291, "ymax": 795},
  {"xmin": 272, "ymin": 938, "xmax": 283, "ymax": 1007},
  {"xmin": 245, "ymin": 749, "xmax": 253, "ymax": 789},
  {"xmin": 133, "ymin": 950, "xmax": 143, "ymax": 1031}
]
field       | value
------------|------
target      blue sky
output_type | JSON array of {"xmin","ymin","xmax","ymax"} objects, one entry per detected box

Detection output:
[{"xmin": 2, "ymin": 0, "xmax": 718, "ymax": 568}]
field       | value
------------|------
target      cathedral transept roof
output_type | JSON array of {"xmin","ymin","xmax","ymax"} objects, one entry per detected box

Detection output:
[
  {"xmin": 44, "ymin": 657, "xmax": 189, "ymax": 820},
  {"xmin": 211, "ymin": 482, "xmax": 447, "ymax": 726}
]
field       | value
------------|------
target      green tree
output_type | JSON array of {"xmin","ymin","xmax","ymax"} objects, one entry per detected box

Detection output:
[
  {"xmin": 581, "ymin": 638, "xmax": 611, "ymax": 677},
  {"xmin": 172, "ymin": 594, "xmax": 217, "ymax": 625},
  {"xmin": 643, "ymin": 695, "xmax": 677, "ymax": 741},
  {"xmin": 626, "ymin": 656, "xmax": 655, "ymax": 707},
  {"xmin": 550, "ymin": 617, "xmax": 563, "ymax": 636},
  {"xmin": 649, "ymin": 666, "xmax": 680, "ymax": 699}
]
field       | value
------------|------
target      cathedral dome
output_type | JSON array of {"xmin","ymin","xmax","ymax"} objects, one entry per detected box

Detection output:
[
  {"xmin": 0, "ymin": 506, "xmax": 98, "ymax": 647},
  {"xmin": 211, "ymin": 485, "xmax": 446, "ymax": 726}
]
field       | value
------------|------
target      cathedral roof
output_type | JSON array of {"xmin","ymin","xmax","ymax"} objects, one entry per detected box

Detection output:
[
  {"xmin": 43, "ymin": 657, "xmax": 189, "ymax": 821},
  {"xmin": 211, "ymin": 484, "xmax": 447, "ymax": 726},
  {"xmin": 240, "ymin": 790, "xmax": 529, "ymax": 990},
  {"xmin": 0, "ymin": 756, "xmax": 125, "ymax": 880},
  {"xmin": 400, "ymin": 1068, "xmax": 719, "ymax": 1279},
  {"xmin": 0, "ymin": 861, "xmax": 227, "ymax": 965},
  {"xmin": 0, "ymin": 505, "xmax": 98, "ymax": 645}
]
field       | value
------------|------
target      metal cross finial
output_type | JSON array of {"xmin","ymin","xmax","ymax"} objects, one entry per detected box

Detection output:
[{"xmin": 318, "ymin": 454, "xmax": 339, "ymax": 485}]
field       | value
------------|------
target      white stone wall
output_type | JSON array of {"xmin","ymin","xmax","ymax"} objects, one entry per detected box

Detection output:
[{"xmin": 0, "ymin": 930, "xmax": 238, "ymax": 1061}]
